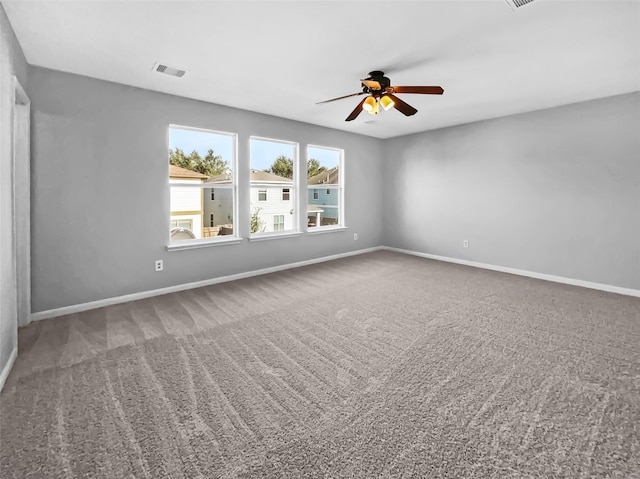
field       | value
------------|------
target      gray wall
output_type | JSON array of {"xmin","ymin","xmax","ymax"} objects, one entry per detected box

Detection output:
[
  {"xmin": 383, "ymin": 93, "xmax": 640, "ymax": 290},
  {"xmin": 0, "ymin": 4, "xmax": 28, "ymax": 376},
  {"xmin": 28, "ymin": 66, "xmax": 384, "ymax": 313},
  {"xmin": 25, "ymin": 65, "xmax": 640, "ymax": 316}
]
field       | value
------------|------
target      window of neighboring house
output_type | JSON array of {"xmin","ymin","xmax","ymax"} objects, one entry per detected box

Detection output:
[
  {"xmin": 273, "ymin": 215, "xmax": 285, "ymax": 231},
  {"xmin": 170, "ymin": 219, "xmax": 193, "ymax": 230},
  {"xmin": 250, "ymin": 137, "xmax": 298, "ymax": 236},
  {"xmin": 307, "ymin": 145, "xmax": 344, "ymax": 229},
  {"xmin": 168, "ymin": 125, "xmax": 237, "ymax": 245}
]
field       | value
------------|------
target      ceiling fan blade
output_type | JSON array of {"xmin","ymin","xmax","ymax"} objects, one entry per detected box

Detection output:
[
  {"xmin": 361, "ymin": 79, "xmax": 381, "ymax": 90},
  {"xmin": 345, "ymin": 98, "xmax": 367, "ymax": 122},
  {"xmin": 316, "ymin": 91, "xmax": 366, "ymax": 105},
  {"xmin": 391, "ymin": 86, "xmax": 444, "ymax": 95},
  {"xmin": 387, "ymin": 94, "xmax": 418, "ymax": 116}
]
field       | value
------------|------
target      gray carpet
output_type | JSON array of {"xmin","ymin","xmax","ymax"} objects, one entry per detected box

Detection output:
[{"xmin": 1, "ymin": 250, "xmax": 639, "ymax": 478}]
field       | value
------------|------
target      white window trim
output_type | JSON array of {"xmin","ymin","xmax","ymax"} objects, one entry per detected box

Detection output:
[
  {"xmin": 307, "ymin": 225, "xmax": 348, "ymax": 234},
  {"xmin": 249, "ymin": 231, "xmax": 303, "ymax": 242},
  {"xmin": 167, "ymin": 236, "xmax": 244, "ymax": 251}
]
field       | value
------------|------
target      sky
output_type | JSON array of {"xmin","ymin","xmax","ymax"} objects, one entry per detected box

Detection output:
[{"xmin": 169, "ymin": 126, "xmax": 340, "ymax": 172}]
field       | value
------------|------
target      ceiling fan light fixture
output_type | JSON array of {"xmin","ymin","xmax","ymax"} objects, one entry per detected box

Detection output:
[
  {"xmin": 380, "ymin": 95, "xmax": 395, "ymax": 111},
  {"xmin": 362, "ymin": 95, "xmax": 376, "ymax": 112}
]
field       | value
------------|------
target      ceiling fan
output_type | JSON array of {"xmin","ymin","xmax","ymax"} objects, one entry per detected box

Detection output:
[{"xmin": 316, "ymin": 71, "xmax": 444, "ymax": 122}]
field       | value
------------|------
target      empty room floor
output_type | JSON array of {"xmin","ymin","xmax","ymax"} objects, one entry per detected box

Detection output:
[{"xmin": 1, "ymin": 250, "xmax": 639, "ymax": 478}]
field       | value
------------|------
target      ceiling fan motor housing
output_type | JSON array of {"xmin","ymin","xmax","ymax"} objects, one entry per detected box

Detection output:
[{"xmin": 364, "ymin": 71, "xmax": 391, "ymax": 93}]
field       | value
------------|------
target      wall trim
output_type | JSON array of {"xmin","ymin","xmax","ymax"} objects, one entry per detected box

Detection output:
[
  {"xmin": 29, "ymin": 246, "xmax": 384, "ymax": 322},
  {"xmin": 0, "ymin": 347, "xmax": 17, "ymax": 392},
  {"xmin": 383, "ymin": 246, "xmax": 640, "ymax": 298},
  {"xmin": 28, "ymin": 244, "xmax": 638, "ymax": 324}
]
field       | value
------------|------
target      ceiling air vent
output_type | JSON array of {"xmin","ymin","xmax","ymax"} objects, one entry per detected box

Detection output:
[
  {"xmin": 153, "ymin": 62, "xmax": 186, "ymax": 78},
  {"xmin": 504, "ymin": 0, "xmax": 536, "ymax": 9}
]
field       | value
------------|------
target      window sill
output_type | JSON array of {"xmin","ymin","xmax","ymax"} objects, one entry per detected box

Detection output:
[
  {"xmin": 307, "ymin": 225, "xmax": 348, "ymax": 235},
  {"xmin": 167, "ymin": 236, "xmax": 244, "ymax": 251},
  {"xmin": 249, "ymin": 231, "xmax": 303, "ymax": 242}
]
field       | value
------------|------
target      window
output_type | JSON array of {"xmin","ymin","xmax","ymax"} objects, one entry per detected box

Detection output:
[
  {"xmin": 169, "ymin": 126, "xmax": 236, "ymax": 244},
  {"xmin": 250, "ymin": 137, "xmax": 298, "ymax": 235},
  {"xmin": 307, "ymin": 146, "xmax": 343, "ymax": 228},
  {"xmin": 170, "ymin": 219, "xmax": 193, "ymax": 230}
]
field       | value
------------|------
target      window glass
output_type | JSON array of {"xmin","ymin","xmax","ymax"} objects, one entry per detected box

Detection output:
[
  {"xmin": 169, "ymin": 126, "xmax": 236, "ymax": 243},
  {"xmin": 273, "ymin": 215, "xmax": 285, "ymax": 231},
  {"xmin": 307, "ymin": 146, "xmax": 343, "ymax": 228},
  {"xmin": 250, "ymin": 137, "xmax": 298, "ymax": 235}
]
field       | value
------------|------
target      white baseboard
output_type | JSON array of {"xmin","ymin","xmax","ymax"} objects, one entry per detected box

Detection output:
[
  {"xmin": 29, "ymin": 247, "xmax": 383, "ymax": 322},
  {"xmin": 383, "ymin": 246, "xmax": 640, "ymax": 298},
  {"xmin": 0, "ymin": 347, "xmax": 17, "ymax": 392}
]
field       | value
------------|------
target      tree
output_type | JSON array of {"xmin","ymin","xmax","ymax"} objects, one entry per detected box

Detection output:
[
  {"xmin": 250, "ymin": 207, "xmax": 265, "ymax": 233},
  {"xmin": 264, "ymin": 156, "xmax": 328, "ymax": 179},
  {"xmin": 169, "ymin": 148, "xmax": 228, "ymax": 177},
  {"xmin": 306, "ymin": 158, "xmax": 327, "ymax": 178},
  {"xmin": 266, "ymin": 155, "xmax": 294, "ymax": 179}
]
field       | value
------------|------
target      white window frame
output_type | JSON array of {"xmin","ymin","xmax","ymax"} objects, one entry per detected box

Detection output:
[
  {"xmin": 167, "ymin": 125, "xmax": 240, "ymax": 250},
  {"xmin": 282, "ymin": 188, "xmax": 290, "ymax": 201},
  {"xmin": 258, "ymin": 189, "xmax": 267, "ymax": 201}
]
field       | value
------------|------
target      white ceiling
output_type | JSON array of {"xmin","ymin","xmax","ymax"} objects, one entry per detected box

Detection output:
[{"xmin": 3, "ymin": 0, "xmax": 639, "ymax": 138}]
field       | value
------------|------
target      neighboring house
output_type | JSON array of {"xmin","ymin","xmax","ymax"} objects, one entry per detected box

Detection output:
[
  {"xmin": 169, "ymin": 164, "xmax": 207, "ymax": 240},
  {"xmin": 206, "ymin": 169, "xmax": 294, "ymax": 233},
  {"xmin": 202, "ymin": 171, "xmax": 234, "ymax": 235},
  {"xmin": 308, "ymin": 166, "xmax": 339, "ymax": 226}
]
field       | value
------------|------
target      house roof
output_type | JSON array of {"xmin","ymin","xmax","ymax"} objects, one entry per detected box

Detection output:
[
  {"xmin": 169, "ymin": 165, "xmax": 208, "ymax": 179},
  {"xmin": 205, "ymin": 169, "xmax": 292, "ymax": 185},
  {"xmin": 205, "ymin": 172, "xmax": 233, "ymax": 184},
  {"xmin": 308, "ymin": 166, "xmax": 339, "ymax": 185}
]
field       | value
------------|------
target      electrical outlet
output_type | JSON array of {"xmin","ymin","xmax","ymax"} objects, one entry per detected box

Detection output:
[
  {"xmin": 155, "ymin": 260, "xmax": 164, "ymax": 272},
  {"xmin": 354, "ymin": 233, "xmax": 358, "ymax": 240},
  {"xmin": 463, "ymin": 240, "xmax": 469, "ymax": 248}
]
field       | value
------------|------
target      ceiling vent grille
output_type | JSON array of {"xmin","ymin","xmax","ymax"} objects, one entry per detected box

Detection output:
[
  {"xmin": 505, "ymin": 0, "xmax": 536, "ymax": 9},
  {"xmin": 153, "ymin": 62, "xmax": 186, "ymax": 78}
]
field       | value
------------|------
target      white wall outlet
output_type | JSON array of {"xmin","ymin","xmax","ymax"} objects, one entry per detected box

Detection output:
[
  {"xmin": 354, "ymin": 233, "xmax": 358, "ymax": 240},
  {"xmin": 463, "ymin": 240, "xmax": 469, "ymax": 248},
  {"xmin": 155, "ymin": 260, "xmax": 164, "ymax": 272}
]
